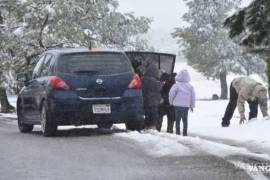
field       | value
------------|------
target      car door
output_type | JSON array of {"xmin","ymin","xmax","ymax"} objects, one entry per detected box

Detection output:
[
  {"xmin": 22, "ymin": 54, "xmax": 45, "ymax": 123},
  {"xmin": 34, "ymin": 53, "xmax": 54, "ymax": 112},
  {"xmin": 125, "ymin": 51, "xmax": 176, "ymax": 76}
]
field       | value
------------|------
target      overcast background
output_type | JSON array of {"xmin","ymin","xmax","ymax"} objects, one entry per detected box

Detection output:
[
  {"xmin": 118, "ymin": 0, "xmax": 187, "ymax": 31},
  {"xmin": 118, "ymin": 0, "xmax": 188, "ymax": 54},
  {"xmin": 117, "ymin": 0, "xmax": 252, "ymax": 54}
]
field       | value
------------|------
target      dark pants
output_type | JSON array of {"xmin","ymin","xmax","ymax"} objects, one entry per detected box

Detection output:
[
  {"xmin": 144, "ymin": 106, "xmax": 159, "ymax": 128},
  {"xmin": 175, "ymin": 107, "xmax": 189, "ymax": 131},
  {"xmin": 222, "ymin": 84, "xmax": 258, "ymax": 126},
  {"xmin": 157, "ymin": 105, "xmax": 175, "ymax": 133}
]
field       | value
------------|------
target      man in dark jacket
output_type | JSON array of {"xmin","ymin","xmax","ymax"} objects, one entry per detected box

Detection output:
[
  {"xmin": 142, "ymin": 61, "xmax": 161, "ymax": 130},
  {"xmin": 156, "ymin": 73, "xmax": 176, "ymax": 133}
]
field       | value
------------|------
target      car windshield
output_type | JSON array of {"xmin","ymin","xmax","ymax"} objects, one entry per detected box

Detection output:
[{"xmin": 58, "ymin": 52, "xmax": 132, "ymax": 75}]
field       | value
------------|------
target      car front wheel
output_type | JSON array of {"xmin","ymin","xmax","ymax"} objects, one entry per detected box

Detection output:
[{"xmin": 40, "ymin": 101, "xmax": 57, "ymax": 137}]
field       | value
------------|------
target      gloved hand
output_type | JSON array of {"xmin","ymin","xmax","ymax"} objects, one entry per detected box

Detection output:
[{"xmin": 239, "ymin": 117, "xmax": 246, "ymax": 125}]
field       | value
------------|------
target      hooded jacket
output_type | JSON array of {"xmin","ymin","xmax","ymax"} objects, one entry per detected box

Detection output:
[
  {"xmin": 232, "ymin": 77, "xmax": 268, "ymax": 119},
  {"xmin": 142, "ymin": 62, "xmax": 161, "ymax": 107},
  {"xmin": 169, "ymin": 70, "xmax": 195, "ymax": 108}
]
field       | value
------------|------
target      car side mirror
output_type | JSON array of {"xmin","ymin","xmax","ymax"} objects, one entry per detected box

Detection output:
[{"xmin": 17, "ymin": 73, "xmax": 30, "ymax": 86}]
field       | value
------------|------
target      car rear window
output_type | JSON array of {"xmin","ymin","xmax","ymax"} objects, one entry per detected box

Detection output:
[{"xmin": 57, "ymin": 52, "xmax": 132, "ymax": 75}]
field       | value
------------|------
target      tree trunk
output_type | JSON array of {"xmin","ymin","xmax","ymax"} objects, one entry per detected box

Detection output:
[
  {"xmin": 220, "ymin": 69, "xmax": 228, "ymax": 99},
  {"xmin": 0, "ymin": 86, "xmax": 15, "ymax": 113}
]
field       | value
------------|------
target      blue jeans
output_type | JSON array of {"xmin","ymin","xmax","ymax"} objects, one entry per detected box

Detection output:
[{"xmin": 175, "ymin": 107, "xmax": 189, "ymax": 130}]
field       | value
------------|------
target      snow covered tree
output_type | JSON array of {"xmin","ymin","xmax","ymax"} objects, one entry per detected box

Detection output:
[
  {"xmin": 0, "ymin": 2, "xmax": 17, "ymax": 112},
  {"xmin": 172, "ymin": 0, "xmax": 265, "ymax": 99},
  {"xmin": 0, "ymin": 0, "xmax": 152, "ymax": 112},
  {"xmin": 224, "ymin": 0, "xmax": 270, "ymax": 90},
  {"xmin": 225, "ymin": 0, "xmax": 270, "ymax": 48},
  {"xmin": 1, "ymin": 0, "xmax": 151, "ymax": 65}
]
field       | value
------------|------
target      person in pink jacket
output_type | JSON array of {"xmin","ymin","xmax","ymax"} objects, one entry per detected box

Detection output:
[{"xmin": 169, "ymin": 69, "xmax": 195, "ymax": 136}]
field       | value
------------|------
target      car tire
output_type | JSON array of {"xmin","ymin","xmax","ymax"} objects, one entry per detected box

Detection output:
[
  {"xmin": 97, "ymin": 122, "xmax": 113, "ymax": 129},
  {"xmin": 17, "ymin": 101, "xmax": 34, "ymax": 133},
  {"xmin": 40, "ymin": 101, "xmax": 57, "ymax": 137},
  {"xmin": 125, "ymin": 120, "xmax": 144, "ymax": 131}
]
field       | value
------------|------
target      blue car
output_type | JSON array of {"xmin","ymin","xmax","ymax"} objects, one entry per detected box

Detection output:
[{"xmin": 17, "ymin": 48, "xmax": 144, "ymax": 136}]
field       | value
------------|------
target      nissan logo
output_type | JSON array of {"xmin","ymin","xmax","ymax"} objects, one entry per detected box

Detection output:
[{"xmin": 96, "ymin": 79, "xmax": 103, "ymax": 84}]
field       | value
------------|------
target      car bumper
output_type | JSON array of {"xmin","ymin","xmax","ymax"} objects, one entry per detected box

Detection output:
[{"xmin": 47, "ymin": 90, "xmax": 144, "ymax": 126}]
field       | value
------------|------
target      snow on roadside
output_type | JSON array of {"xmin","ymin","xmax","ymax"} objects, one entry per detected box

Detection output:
[
  {"xmin": 116, "ymin": 131, "xmax": 270, "ymax": 161},
  {"xmin": 116, "ymin": 131, "xmax": 194, "ymax": 157},
  {"xmin": 116, "ymin": 130, "xmax": 270, "ymax": 180},
  {"xmin": 8, "ymin": 95, "xmax": 17, "ymax": 108},
  {"xmin": 0, "ymin": 113, "xmax": 17, "ymax": 119}
]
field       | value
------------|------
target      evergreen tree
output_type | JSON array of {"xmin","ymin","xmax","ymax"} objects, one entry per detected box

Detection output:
[
  {"xmin": 225, "ymin": 0, "xmax": 270, "ymax": 48},
  {"xmin": 225, "ymin": 0, "xmax": 270, "ymax": 91},
  {"xmin": 172, "ymin": 0, "xmax": 265, "ymax": 99}
]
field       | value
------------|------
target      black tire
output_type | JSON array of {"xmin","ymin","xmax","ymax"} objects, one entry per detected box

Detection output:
[
  {"xmin": 17, "ymin": 101, "xmax": 34, "ymax": 133},
  {"xmin": 97, "ymin": 122, "xmax": 113, "ymax": 129},
  {"xmin": 40, "ymin": 101, "xmax": 57, "ymax": 137},
  {"xmin": 125, "ymin": 120, "xmax": 144, "ymax": 131}
]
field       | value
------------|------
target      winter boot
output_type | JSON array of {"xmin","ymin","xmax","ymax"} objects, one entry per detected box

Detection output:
[
  {"xmin": 183, "ymin": 129, "xmax": 187, "ymax": 136},
  {"xmin": 176, "ymin": 128, "xmax": 180, "ymax": 135},
  {"xmin": 167, "ymin": 129, "xmax": 173, "ymax": 134}
]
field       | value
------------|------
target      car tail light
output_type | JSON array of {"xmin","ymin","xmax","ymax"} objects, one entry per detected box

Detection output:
[
  {"xmin": 128, "ymin": 74, "xmax": 142, "ymax": 89},
  {"xmin": 50, "ymin": 76, "xmax": 70, "ymax": 90}
]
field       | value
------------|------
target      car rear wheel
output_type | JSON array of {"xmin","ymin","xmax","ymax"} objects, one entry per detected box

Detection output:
[
  {"xmin": 17, "ymin": 102, "xmax": 34, "ymax": 133},
  {"xmin": 125, "ymin": 121, "xmax": 144, "ymax": 131},
  {"xmin": 40, "ymin": 101, "xmax": 57, "ymax": 137}
]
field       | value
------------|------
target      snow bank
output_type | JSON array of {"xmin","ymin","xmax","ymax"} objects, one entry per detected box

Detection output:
[
  {"xmin": 0, "ymin": 113, "xmax": 17, "ymax": 119},
  {"xmin": 117, "ymin": 131, "xmax": 194, "ymax": 157},
  {"xmin": 116, "ymin": 130, "xmax": 270, "ymax": 162},
  {"xmin": 188, "ymin": 101, "xmax": 270, "ymax": 154},
  {"xmin": 8, "ymin": 95, "xmax": 17, "ymax": 108}
]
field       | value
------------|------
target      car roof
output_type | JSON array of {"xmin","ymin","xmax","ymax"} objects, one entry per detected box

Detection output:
[
  {"xmin": 45, "ymin": 48, "xmax": 125, "ymax": 55},
  {"xmin": 125, "ymin": 51, "xmax": 175, "ymax": 57}
]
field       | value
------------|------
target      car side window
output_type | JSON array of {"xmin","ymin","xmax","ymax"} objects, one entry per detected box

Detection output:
[
  {"xmin": 32, "ymin": 55, "xmax": 45, "ymax": 79},
  {"xmin": 40, "ymin": 54, "xmax": 54, "ymax": 77}
]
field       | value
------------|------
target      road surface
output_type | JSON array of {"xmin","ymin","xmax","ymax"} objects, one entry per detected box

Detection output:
[{"xmin": 0, "ymin": 117, "xmax": 254, "ymax": 180}]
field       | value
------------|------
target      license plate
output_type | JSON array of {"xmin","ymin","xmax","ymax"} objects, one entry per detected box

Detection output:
[{"xmin": 92, "ymin": 104, "xmax": 111, "ymax": 114}]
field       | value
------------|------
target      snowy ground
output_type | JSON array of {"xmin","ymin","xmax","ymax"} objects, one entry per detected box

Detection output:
[{"xmin": 172, "ymin": 62, "xmax": 270, "ymax": 155}]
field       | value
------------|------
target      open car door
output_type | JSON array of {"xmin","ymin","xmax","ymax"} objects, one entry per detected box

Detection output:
[{"xmin": 125, "ymin": 51, "xmax": 176, "ymax": 77}]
